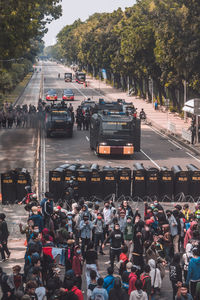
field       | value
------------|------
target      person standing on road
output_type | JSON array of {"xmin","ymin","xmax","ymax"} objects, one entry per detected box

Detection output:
[
  {"xmin": 103, "ymin": 267, "xmax": 115, "ymax": 295},
  {"xmin": 169, "ymin": 253, "xmax": 183, "ymax": 300},
  {"xmin": 129, "ymin": 279, "xmax": 148, "ymax": 300},
  {"xmin": 186, "ymin": 248, "xmax": 200, "ymax": 298},
  {"xmin": 102, "ymin": 223, "xmax": 125, "ymax": 270},
  {"xmin": 166, "ymin": 210, "xmax": 179, "ymax": 254},
  {"xmin": 103, "ymin": 202, "xmax": 113, "ymax": 239},
  {"xmin": 0, "ymin": 213, "xmax": 10, "ymax": 262},
  {"xmin": 43, "ymin": 193, "xmax": 54, "ymax": 229},
  {"xmin": 93, "ymin": 212, "xmax": 105, "ymax": 255},
  {"xmin": 91, "ymin": 277, "xmax": 108, "ymax": 300},
  {"xmin": 108, "ymin": 277, "xmax": 128, "ymax": 300},
  {"xmin": 0, "ymin": 267, "xmax": 15, "ymax": 300},
  {"xmin": 79, "ymin": 214, "xmax": 93, "ymax": 259}
]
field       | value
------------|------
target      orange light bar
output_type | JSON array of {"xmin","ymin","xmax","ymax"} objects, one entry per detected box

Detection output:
[
  {"xmin": 123, "ymin": 146, "xmax": 134, "ymax": 155},
  {"xmin": 98, "ymin": 145, "xmax": 110, "ymax": 154}
]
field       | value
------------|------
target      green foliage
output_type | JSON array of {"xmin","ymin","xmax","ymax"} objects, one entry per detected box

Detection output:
[
  {"xmin": 46, "ymin": 0, "xmax": 200, "ymax": 109},
  {"xmin": 0, "ymin": 0, "xmax": 62, "ymax": 94}
]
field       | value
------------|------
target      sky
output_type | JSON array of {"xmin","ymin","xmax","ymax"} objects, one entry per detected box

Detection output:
[{"xmin": 43, "ymin": 0, "xmax": 135, "ymax": 46}]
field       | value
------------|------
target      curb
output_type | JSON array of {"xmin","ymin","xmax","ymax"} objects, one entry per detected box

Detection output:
[
  {"xmin": 147, "ymin": 117, "xmax": 200, "ymax": 156},
  {"xmin": 13, "ymin": 72, "xmax": 34, "ymax": 106}
]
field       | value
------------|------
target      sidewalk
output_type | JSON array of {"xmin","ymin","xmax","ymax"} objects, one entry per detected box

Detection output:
[{"xmin": 87, "ymin": 76, "xmax": 200, "ymax": 155}]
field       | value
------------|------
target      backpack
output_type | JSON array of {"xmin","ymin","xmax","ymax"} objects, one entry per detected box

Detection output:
[
  {"xmin": 140, "ymin": 273, "xmax": 150, "ymax": 289},
  {"xmin": 94, "ymin": 294, "xmax": 105, "ymax": 300}
]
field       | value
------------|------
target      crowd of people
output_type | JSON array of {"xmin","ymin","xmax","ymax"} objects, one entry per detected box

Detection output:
[
  {"xmin": 1, "ymin": 193, "xmax": 200, "ymax": 300},
  {"xmin": 0, "ymin": 102, "xmax": 38, "ymax": 129}
]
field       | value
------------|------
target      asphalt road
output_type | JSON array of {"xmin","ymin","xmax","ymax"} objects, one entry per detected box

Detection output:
[
  {"xmin": 1, "ymin": 61, "xmax": 200, "ymax": 299},
  {"xmin": 0, "ymin": 66, "xmax": 42, "ymax": 178},
  {"xmin": 43, "ymin": 61, "xmax": 200, "ymax": 180}
]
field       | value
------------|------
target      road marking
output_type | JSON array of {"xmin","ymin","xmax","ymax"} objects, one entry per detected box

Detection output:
[
  {"xmin": 86, "ymin": 136, "xmax": 89, "ymax": 142},
  {"xmin": 167, "ymin": 139, "xmax": 182, "ymax": 149},
  {"xmin": 141, "ymin": 149, "xmax": 160, "ymax": 169},
  {"xmin": 31, "ymin": 135, "xmax": 35, "ymax": 147},
  {"xmin": 186, "ymin": 152, "xmax": 200, "ymax": 164},
  {"xmin": 148, "ymin": 126, "xmax": 183, "ymax": 149},
  {"xmin": 71, "ymin": 82, "xmax": 87, "ymax": 98}
]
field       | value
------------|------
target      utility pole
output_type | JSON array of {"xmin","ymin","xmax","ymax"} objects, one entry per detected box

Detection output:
[{"xmin": 184, "ymin": 79, "xmax": 187, "ymax": 122}]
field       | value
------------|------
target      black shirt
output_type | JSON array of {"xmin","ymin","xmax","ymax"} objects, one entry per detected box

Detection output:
[{"xmin": 85, "ymin": 250, "xmax": 98, "ymax": 264}]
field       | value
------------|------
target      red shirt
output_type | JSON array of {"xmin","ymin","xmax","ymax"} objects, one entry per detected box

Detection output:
[
  {"xmin": 65, "ymin": 286, "xmax": 84, "ymax": 300},
  {"xmin": 72, "ymin": 254, "xmax": 82, "ymax": 276},
  {"xmin": 128, "ymin": 273, "xmax": 137, "ymax": 295}
]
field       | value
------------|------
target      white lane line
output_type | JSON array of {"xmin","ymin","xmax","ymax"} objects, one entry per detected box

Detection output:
[
  {"xmin": 186, "ymin": 152, "xmax": 200, "ymax": 164},
  {"xmin": 31, "ymin": 135, "xmax": 35, "ymax": 147},
  {"xmin": 167, "ymin": 139, "xmax": 182, "ymax": 149},
  {"xmin": 86, "ymin": 136, "xmax": 89, "ymax": 141},
  {"xmin": 141, "ymin": 149, "xmax": 160, "ymax": 169},
  {"xmin": 148, "ymin": 126, "xmax": 183, "ymax": 149},
  {"xmin": 71, "ymin": 82, "xmax": 87, "ymax": 98}
]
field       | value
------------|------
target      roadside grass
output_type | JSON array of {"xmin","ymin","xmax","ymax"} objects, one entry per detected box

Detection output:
[{"xmin": 4, "ymin": 72, "xmax": 33, "ymax": 104}]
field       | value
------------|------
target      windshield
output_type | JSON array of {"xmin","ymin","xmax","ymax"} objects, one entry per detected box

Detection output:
[
  {"xmin": 48, "ymin": 90, "xmax": 56, "ymax": 95},
  {"xmin": 51, "ymin": 112, "xmax": 70, "ymax": 121},
  {"xmin": 102, "ymin": 121, "xmax": 132, "ymax": 135}
]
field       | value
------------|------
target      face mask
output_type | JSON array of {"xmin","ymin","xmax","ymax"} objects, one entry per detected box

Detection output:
[
  {"xmin": 97, "ymin": 216, "xmax": 102, "ymax": 220},
  {"xmin": 105, "ymin": 205, "xmax": 109, "ymax": 208},
  {"xmin": 34, "ymin": 229, "xmax": 39, "ymax": 233},
  {"xmin": 154, "ymin": 202, "xmax": 158, "ymax": 206},
  {"xmin": 77, "ymin": 250, "xmax": 81, "ymax": 254},
  {"xmin": 197, "ymin": 215, "xmax": 200, "ymax": 219},
  {"xmin": 68, "ymin": 216, "xmax": 72, "ymax": 219}
]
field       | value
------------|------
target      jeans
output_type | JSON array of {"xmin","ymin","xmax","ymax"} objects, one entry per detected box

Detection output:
[
  {"xmin": 125, "ymin": 240, "xmax": 133, "ymax": 260},
  {"xmin": 110, "ymin": 248, "xmax": 121, "ymax": 269},
  {"xmin": 94, "ymin": 233, "xmax": 104, "ymax": 252},
  {"xmin": 190, "ymin": 281, "xmax": 200, "ymax": 299},
  {"xmin": 81, "ymin": 237, "xmax": 90, "ymax": 259},
  {"xmin": 85, "ymin": 264, "xmax": 99, "ymax": 287}
]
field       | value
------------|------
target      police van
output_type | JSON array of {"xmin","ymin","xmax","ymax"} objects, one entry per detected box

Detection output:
[
  {"xmin": 90, "ymin": 110, "xmax": 140, "ymax": 156},
  {"xmin": 45, "ymin": 104, "xmax": 74, "ymax": 138}
]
